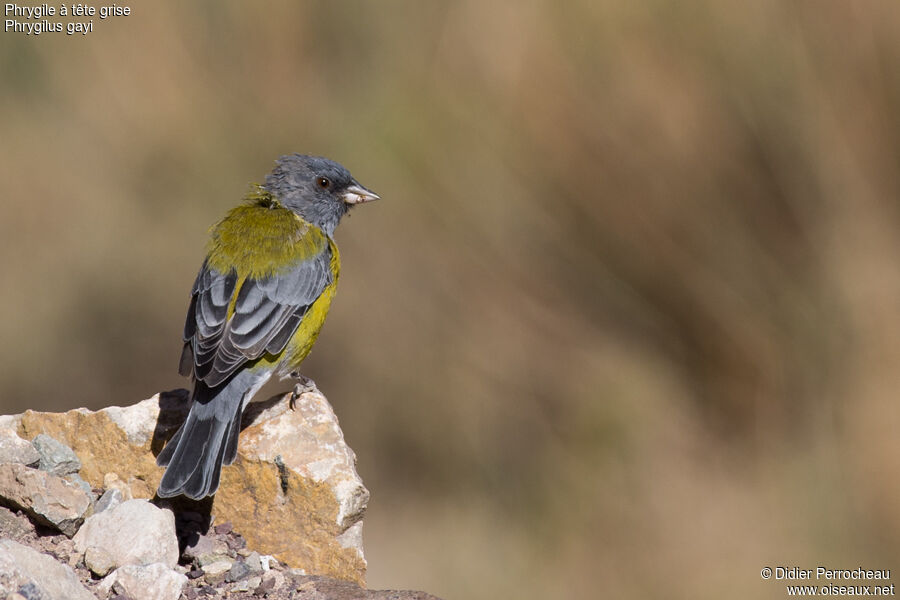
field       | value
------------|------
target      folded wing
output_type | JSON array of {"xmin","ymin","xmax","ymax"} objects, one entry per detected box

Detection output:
[{"xmin": 179, "ymin": 247, "xmax": 333, "ymax": 388}]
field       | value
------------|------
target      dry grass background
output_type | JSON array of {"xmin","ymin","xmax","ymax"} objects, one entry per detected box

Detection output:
[{"xmin": 2, "ymin": 1, "xmax": 900, "ymax": 598}]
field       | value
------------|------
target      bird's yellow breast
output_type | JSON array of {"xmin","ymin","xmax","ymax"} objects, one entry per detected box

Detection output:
[{"xmin": 259, "ymin": 237, "xmax": 341, "ymax": 375}]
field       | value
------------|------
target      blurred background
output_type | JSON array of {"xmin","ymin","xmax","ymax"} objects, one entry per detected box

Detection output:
[{"xmin": 2, "ymin": 1, "xmax": 900, "ymax": 598}]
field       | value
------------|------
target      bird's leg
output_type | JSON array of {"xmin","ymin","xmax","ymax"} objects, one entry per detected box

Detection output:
[{"xmin": 289, "ymin": 371, "xmax": 317, "ymax": 409}]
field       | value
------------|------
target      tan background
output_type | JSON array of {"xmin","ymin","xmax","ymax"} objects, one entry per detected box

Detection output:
[{"xmin": 2, "ymin": 2, "xmax": 900, "ymax": 598}]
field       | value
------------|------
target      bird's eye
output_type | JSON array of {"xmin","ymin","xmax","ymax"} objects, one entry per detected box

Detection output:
[{"xmin": 317, "ymin": 177, "xmax": 331, "ymax": 189}]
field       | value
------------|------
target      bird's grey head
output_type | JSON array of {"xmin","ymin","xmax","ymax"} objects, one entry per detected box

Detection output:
[{"xmin": 263, "ymin": 154, "xmax": 379, "ymax": 236}]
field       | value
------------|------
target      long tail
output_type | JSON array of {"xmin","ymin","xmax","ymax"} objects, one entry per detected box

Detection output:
[{"xmin": 156, "ymin": 369, "xmax": 266, "ymax": 500}]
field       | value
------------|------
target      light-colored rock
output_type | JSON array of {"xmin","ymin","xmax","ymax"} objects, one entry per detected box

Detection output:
[
  {"xmin": 337, "ymin": 520, "xmax": 364, "ymax": 552},
  {"xmin": 202, "ymin": 559, "xmax": 233, "ymax": 575},
  {"xmin": 84, "ymin": 546, "xmax": 116, "ymax": 577},
  {"xmin": 16, "ymin": 389, "xmax": 369, "ymax": 584},
  {"xmin": 232, "ymin": 575, "xmax": 262, "ymax": 592},
  {"xmin": 219, "ymin": 390, "xmax": 369, "ymax": 582},
  {"xmin": 73, "ymin": 499, "xmax": 178, "ymax": 568},
  {"xmin": 182, "ymin": 532, "xmax": 229, "ymax": 563},
  {"xmin": 0, "ymin": 463, "xmax": 91, "ymax": 537},
  {"xmin": 201, "ymin": 559, "xmax": 233, "ymax": 584},
  {"xmin": 94, "ymin": 487, "xmax": 123, "ymax": 513},
  {"xmin": 98, "ymin": 563, "xmax": 187, "ymax": 600},
  {"xmin": 0, "ymin": 539, "xmax": 95, "ymax": 600},
  {"xmin": 31, "ymin": 434, "xmax": 81, "ymax": 476},
  {"xmin": 262, "ymin": 569, "xmax": 285, "ymax": 592},
  {"xmin": 63, "ymin": 473, "xmax": 95, "ymax": 501},
  {"xmin": 101, "ymin": 472, "xmax": 134, "ymax": 500},
  {"xmin": 197, "ymin": 551, "xmax": 232, "ymax": 567},
  {"xmin": 0, "ymin": 431, "xmax": 40, "ymax": 467}
]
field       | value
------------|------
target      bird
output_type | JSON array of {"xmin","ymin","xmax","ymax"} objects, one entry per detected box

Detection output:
[{"xmin": 156, "ymin": 154, "xmax": 378, "ymax": 500}]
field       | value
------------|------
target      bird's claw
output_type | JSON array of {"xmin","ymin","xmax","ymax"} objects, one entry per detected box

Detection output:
[{"xmin": 289, "ymin": 373, "xmax": 317, "ymax": 410}]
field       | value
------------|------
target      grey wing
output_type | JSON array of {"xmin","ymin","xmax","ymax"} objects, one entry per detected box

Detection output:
[{"xmin": 179, "ymin": 250, "xmax": 333, "ymax": 388}]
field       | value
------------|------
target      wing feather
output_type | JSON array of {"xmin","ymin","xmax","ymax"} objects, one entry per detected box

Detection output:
[{"xmin": 181, "ymin": 243, "xmax": 333, "ymax": 388}]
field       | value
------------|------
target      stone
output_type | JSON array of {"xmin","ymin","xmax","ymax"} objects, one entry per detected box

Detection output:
[
  {"xmin": 73, "ymin": 499, "xmax": 179, "ymax": 568},
  {"xmin": 102, "ymin": 473, "xmax": 134, "ymax": 500},
  {"xmin": 259, "ymin": 570, "xmax": 283, "ymax": 593},
  {"xmin": 231, "ymin": 574, "xmax": 261, "ymax": 592},
  {"xmin": 182, "ymin": 532, "xmax": 229, "ymax": 563},
  {"xmin": 243, "ymin": 551, "xmax": 264, "ymax": 574},
  {"xmin": 0, "ymin": 463, "xmax": 91, "ymax": 537},
  {"xmin": 201, "ymin": 559, "xmax": 233, "ymax": 584},
  {"xmin": 0, "ymin": 431, "xmax": 40, "ymax": 467},
  {"xmin": 218, "ymin": 391, "xmax": 369, "ymax": 582},
  {"xmin": 15, "ymin": 389, "xmax": 369, "ymax": 584},
  {"xmin": 213, "ymin": 521, "xmax": 232, "ymax": 535},
  {"xmin": 99, "ymin": 563, "xmax": 187, "ymax": 600},
  {"xmin": 225, "ymin": 533, "xmax": 246, "ymax": 551},
  {"xmin": 31, "ymin": 434, "xmax": 81, "ymax": 476},
  {"xmin": 0, "ymin": 539, "xmax": 95, "ymax": 600},
  {"xmin": 84, "ymin": 546, "xmax": 116, "ymax": 577},
  {"xmin": 226, "ymin": 560, "xmax": 251, "ymax": 582},
  {"xmin": 196, "ymin": 552, "xmax": 232, "ymax": 567},
  {"xmin": 63, "ymin": 473, "xmax": 95, "ymax": 502},
  {"xmin": 0, "ymin": 506, "xmax": 34, "ymax": 539},
  {"xmin": 46, "ymin": 536, "xmax": 77, "ymax": 568},
  {"xmin": 94, "ymin": 488, "xmax": 123, "ymax": 513}
]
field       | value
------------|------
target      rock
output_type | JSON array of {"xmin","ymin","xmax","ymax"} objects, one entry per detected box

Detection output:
[
  {"xmin": 182, "ymin": 532, "xmax": 229, "ymax": 563},
  {"xmin": 196, "ymin": 552, "xmax": 232, "ymax": 567},
  {"xmin": 0, "ymin": 463, "xmax": 91, "ymax": 537},
  {"xmin": 102, "ymin": 473, "xmax": 134, "ymax": 500},
  {"xmin": 73, "ymin": 499, "xmax": 179, "ymax": 568},
  {"xmin": 0, "ymin": 539, "xmax": 95, "ymax": 600},
  {"xmin": 258, "ymin": 570, "xmax": 283, "ymax": 593},
  {"xmin": 213, "ymin": 521, "xmax": 232, "ymax": 535},
  {"xmin": 225, "ymin": 533, "xmax": 245, "ymax": 551},
  {"xmin": 63, "ymin": 473, "xmax": 95, "ymax": 502},
  {"xmin": 0, "ymin": 431, "xmax": 40, "ymax": 467},
  {"xmin": 230, "ymin": 574, "xmax": 261, "ymax": 592},
  {"xmin": 84, "ymin": 545, "xmax": 116, "ymax": 577},
  {"xmin": 99, "ymin": 563, "xmax": 187, "ymax": 600},
  {"xmin": 0, "ymin": 506, "xmax": 35, "ymax": 540},
  {"xmin": 218, "ymin": 391, "xmax": 369, "ymax": 583},
  {"xmin": 243, "ymin": 551, "xmax": 264, "ymax": 574},
  {"xmin": 225, "ymin": 560, "xmax": 251, "ymax": 582},
  {"xmin": 31, "ymin": 434, "xmax": 81, "ymax": 476},
  {"xmin": 44, "ymin": 536, "xmax": 78, "ymax": 568},
  {"xmin": 14, "ymin": 389, "xmax": 369, "ymax": 584},
  {"xmin": 200, "ymin": 559, "xmax": 233, "ymax": 584},
  {"xmin": 94, "ymin": 488, "xmax": 123, "ymax": 513}
]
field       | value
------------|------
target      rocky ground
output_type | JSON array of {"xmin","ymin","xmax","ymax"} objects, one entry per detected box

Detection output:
[{"xmin": 0, "ymin": 421, "xmax": 440, "ymax": 600}]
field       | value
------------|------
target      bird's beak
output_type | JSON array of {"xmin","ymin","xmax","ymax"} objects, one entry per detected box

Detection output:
[{"xmin": 341, "ymin": 183, "xmax": 380, "ymax": 205}]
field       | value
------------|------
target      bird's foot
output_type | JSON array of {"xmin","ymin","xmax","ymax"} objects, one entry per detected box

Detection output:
[{"xmin": 289, "ymin": 372, "xmax": 317, "ymax": 409}]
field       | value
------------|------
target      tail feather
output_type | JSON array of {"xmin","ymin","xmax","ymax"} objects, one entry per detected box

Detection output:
[{"xmin": 156, "ymin": 370, "xmax": 264, "ymax": 500}]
